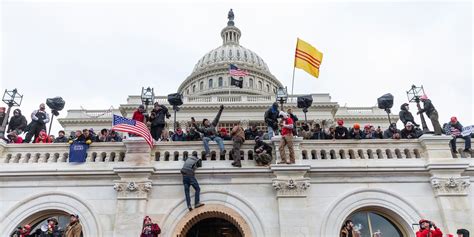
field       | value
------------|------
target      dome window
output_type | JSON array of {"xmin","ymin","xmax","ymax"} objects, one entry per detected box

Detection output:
[
  {"xmin": 218, "ymin": 77, "xmax": 223, "ymax": 87},
  {"xmin": 258, "ymin": 81, "xmax": 263, "ymax": 90},
  {"xmin": 209, "ymin": 79, "xmax": 213, "ymax": 89},
  {"xmin": 266, "ymin": 84, "xmax": 270, "ymax": 92},
  {"xmin": 192, "ymin": 85, "xmax": 196, "ymax": 93},
  {"xmin": 249, "ymin": 78, "xmax": 254, "ymax": 88},
  {"xmin": 200, "ymin": 81, "xmax": 204, "ymax": 90}
]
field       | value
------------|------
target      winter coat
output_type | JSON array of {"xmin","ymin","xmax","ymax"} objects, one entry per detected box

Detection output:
[
  {"xmin": 180, "ymin": 155, "xmax": 202, "ymax": 176},
  {"xmin": 172, "ymin": 132, "xmax": 186, "ymax": 141},
  {"xmin": 140, "ymin": 223, "xmax": 161, "ymax": 237},
  {"xmin": 30, "ymin": 110, "xmax": 50, "ymax": 125},
  {"xmin": 7, "ymin": 114, "xmax": 27, "ymax": 133},
  {"xmin": 444, "ymin": 121, "xmax": 463, "ymax": 136},
  {"xmin": 63, "ymin": 221, "xmax": 82, "ymax": 237},
  {"xmin": 349, "ymin": 129, "xmax": 365, "ymax": 139},
  {"xmin": 244, "ymin": 128, "xmax": 262, "ymax": 140},
  {"xmin": 289, "ymin": 113, "xmax": 298, "ymax": 135},
  {"xmin": 416, "ymin": 228, "xmax": 443, "ymax": 237},
  {"xmin": 54, "ymin": 136, "xmax": 68, "ymax": 143},
  {"xmin": 231, "ymin": 125, "xmax": 245, "ymax": 142},
  {"xmin": 254, "ymin": 140, "xmax": 272, "ymax": 156},
  {"xmin": 310, "ymin": 130, "xmax": 326, "ymax": 140},
  {"xmin": 132, "ymin": 110, "xmax": 146, "ymax": 123},
  {"xmin": 399, "ymin": 105, "xmax": 416, "ymax": 125},
  {"xmin": 149, "ymin": 105, "xmax": 170, "ymax": 127},
  {"xmin": 419, "ymin": 99, "xmax": 437, "ymax": 117},
  {"xmin": 401, "ymin": 128, "xmax": 421, "ymax": 139},
  {"xmin": 335, "ymin": 126, "xmax": 349, "ymax": 139},
  {"xmin": 264, "ymin": 103, "xmax": 279, "ymax": 129},
  {"xmin": 194, "ymin": 107, "xmax": 223, "ymax": 138},
  {"xmin": 186, "ymin": 130, "xmax": 201, "ymax": 141},
  {"xmin": 383, "ymin": 128, "xmax": 401, "ymax": 139}
]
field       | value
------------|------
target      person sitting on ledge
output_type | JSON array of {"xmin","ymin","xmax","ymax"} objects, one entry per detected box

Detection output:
[
  {"xmin": 218, "ymin": 127, "xmax": 232, "ymax": 141},
  {"xmin": 335, "ymin": 119, "xmax": 349, "ymax": 139},
  {"xmin": 192, "ymin": 105, "xmax": 225, "ymax": 158},
  {"xmin": 172, "ymin": 127, "xmax": 186, "ymax": 141},
  {"xmin": 181, "ymin": 151, "xmax": 205, "ymax": 212},
  {"xmin": 254, "ymin": 136, "xmax": 272, "ymax": 166},
  {"xmin": 244, "ymin": 123, "xmax": 262, "ymax": 140},
  {"xmin": 444, "ymin": 116, "xmax": 471, "ymax": 153},
  {"xmin": 383, "ymin": 123, "xmax": 401, "ymax": 139}
]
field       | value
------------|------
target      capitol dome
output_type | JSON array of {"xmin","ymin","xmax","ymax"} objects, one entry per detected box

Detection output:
[{"xmin": 178, "ymin": 9, "xmax": 283, "ymax": 96}]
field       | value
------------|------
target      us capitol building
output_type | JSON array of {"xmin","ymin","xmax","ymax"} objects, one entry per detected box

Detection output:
[{"xmin": 1, "ymin": 10, "xmax": 472, "ymax": 237}]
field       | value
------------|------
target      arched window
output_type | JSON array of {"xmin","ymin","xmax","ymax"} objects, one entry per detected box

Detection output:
[
  {"xmin": 343, "ymin": 211, "xmax": 403, "ymax": 237},
  {"xmin": 218, "ymin": 77, "xmax": 223, "ymax": 87},
  {"xmin": 186, "ymin": 89, "xmax": 189, "ymax": 95},
  {"xmin": 249, "ymin": 78, "xmax": 254, "ymax": 88},
  {"xmin": 258, "ymin": 81, "xmax": 263, "ymax": 90},
  {"xmin": 266, "ymin": 84, "xmax": 270, "ymax": 92},
  {"xmin": 200, "ymin": 81, "xmax": 204, "ymax": 90},
  {"xmin": 192, "ymin": 85, "xmax": 196, "ymax": 93},
  {"xmin": 208, "ymin": 79, "xmax": 213, "ymax": 89}
]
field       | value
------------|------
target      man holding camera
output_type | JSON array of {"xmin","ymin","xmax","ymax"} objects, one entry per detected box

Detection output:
[{"xmin": 416, "ymin": 219, "xmax": 443, "ymax": 237}]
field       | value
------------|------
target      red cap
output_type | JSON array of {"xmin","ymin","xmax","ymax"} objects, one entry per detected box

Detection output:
[
  {"xmin": 450, "ymin": 116, "xmax": 457, "ymax": 123},
  {"xmin": 220, "ymin": 128, "xmax": 227, "ymax": 132},
  {"xmin": 364, "ymin": 124, "xmax": 371, "ymax": 129},
  {"xmin": 337, "ymin": 119, "xmax": 344, "ymax": 125},
  {"xmin": 353, "ymin": 123, "xmax": 360, "ymax": 129},
  {"xmin": 419, "ymin": 219, "xmax": 430, "ymax": 224}
]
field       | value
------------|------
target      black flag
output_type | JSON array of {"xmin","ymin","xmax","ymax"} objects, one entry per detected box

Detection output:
[{"xmin": 230, "ymin": 77, "xmax": 243, "ymax": 88}]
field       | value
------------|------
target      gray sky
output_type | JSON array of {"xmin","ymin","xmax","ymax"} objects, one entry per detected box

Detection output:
[{"xmin": 1, "ymin": 0, "xmax": 472, "ymax": 134}]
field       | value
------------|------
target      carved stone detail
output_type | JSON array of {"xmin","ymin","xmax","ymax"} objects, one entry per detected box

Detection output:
[
  {"xmin": 431, "ymin": 177, "xmax": 470, "ymax": 196},
  {"xmin": 272, "ymin": 178, "xmax": 311, "ymax": 197},
  {"xmin": 113, "ymin": 181, "xmax": 153, "ymax": 199}
]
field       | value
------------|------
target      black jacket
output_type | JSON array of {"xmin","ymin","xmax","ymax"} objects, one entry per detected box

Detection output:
[
  {"xmin": 7, "ymin": 115, "xmax": 27, "ymax": 133},
  {"xmin": 54, "ymin": 136, "xmax": 68, "ymax": 143},
  {"xmin": 244, "ymin": 128, "xmax": 262, "ymax": 140},
  {"xmin": 254, "ymin": 141, "xmax": 272, "ymax": 156},
  {"xmin": 335, "ymin": 126, "xmax": 349, "ymax": 139},
  {"xmin": 194, "ymin": 107, "xmax": 223, "ymax": 138},
  {"xmin": 149, "ymin": 105, "xmax": 170, "ymax": 127},
  {"xmin": 383, "ymin": 128, "xmax": 401, "ymax": 139},
  {"xmin": 349, "ymin": 129, "xmax": 365, "ymax": 139},
  {"xmin": 264, "ymin": 104, "xmax": 279, "ymax": 129},
  {"xmin": 399, "ymin": 104, "xmax": 416, "ymax": 125},
  {"xmin": 401, "ymin": 128, "xmax": 421, "ymax": 139}
]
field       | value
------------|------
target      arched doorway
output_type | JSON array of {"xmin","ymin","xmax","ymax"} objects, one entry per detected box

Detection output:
[
  {"xmin": 185, "ymin": 217, "xmax": 242, "ymax": 237},
  {"xmin": 172, "ymin": 204, "xmax": 253, "ymax": 237},
  {"xmin": 342, "ymin": 208, "xmax": 407, "ymax": 237}
]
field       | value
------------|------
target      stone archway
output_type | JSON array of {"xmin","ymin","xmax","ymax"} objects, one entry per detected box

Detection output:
[{"xmin": 172, "ymin": 204, "xmax": 253, "ymax": 237}]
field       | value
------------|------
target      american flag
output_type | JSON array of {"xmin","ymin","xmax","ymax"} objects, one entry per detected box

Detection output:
[
  {"xmin": 112, "ymin": 114, "xmax": 154, "ymax": 148},
  {"xmin": 229, "ymin": 64, "xmax": 248, "ymax": 77}
]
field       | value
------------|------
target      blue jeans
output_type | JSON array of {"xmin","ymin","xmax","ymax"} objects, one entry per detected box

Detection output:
[
  {"xmin": 183, "ymin": 176, "xmax": 200, "ymax": 208},
  {"xmin": 203, "ymin": 136, "xmax": 224, "ymax": 154},
  {"xmin": 450, "ymin": 135, "xmax": 472, "ymax": 151},
  {"xmin": 267, "ymin": 126, "xmax": 276, "ymax": 140}
]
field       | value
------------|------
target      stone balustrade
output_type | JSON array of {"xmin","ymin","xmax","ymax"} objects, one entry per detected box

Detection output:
[{"xmin": 1, "ymin": 135, "xmax": 471, "ymax": 167}]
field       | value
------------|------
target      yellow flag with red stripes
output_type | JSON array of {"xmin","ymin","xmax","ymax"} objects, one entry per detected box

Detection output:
[{"xmin": 294, "ymin": 38, "xmax": 323, "ymax": 78}]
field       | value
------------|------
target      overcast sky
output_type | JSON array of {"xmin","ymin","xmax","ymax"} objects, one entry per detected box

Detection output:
[{"xmin": 1, "ymin": 0, "xmax": 472, "ymax": 134}]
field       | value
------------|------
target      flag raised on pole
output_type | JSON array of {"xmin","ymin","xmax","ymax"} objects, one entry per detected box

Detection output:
[
  {"xmin": 112, "ymin": 114, "xmax": 154, "ymax": 148},
  {"xmin": 294, "ymin": 38, "xmax": 323, "ymax": 78}
]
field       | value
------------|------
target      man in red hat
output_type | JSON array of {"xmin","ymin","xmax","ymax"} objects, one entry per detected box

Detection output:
[
  {"xmin": 335, "ymin": 119, "xmax": 349, "ymax": 139},
  {"xmin": 445, "ymin": 116, "xmax": 471, "ymax": 153},
  {"xmin": 416, "ymin": 219, "xmax": 443, "ymax": 237},
  {"xmin": 417, "ymin": 95, "xmax": 442, "ymax": 135}
]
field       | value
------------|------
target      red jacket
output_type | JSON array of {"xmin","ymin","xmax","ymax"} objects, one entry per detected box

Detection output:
[
  {"xmin": 281, "ymin": 117, "xmax": 294, "ymax": 136},
  {"xmin": 133, "ymin": 110, "xmax": 145, "ymax": 123},
  {"xmin": 416, "ymin": 228, "xmax": 443, "ymax": 237}
]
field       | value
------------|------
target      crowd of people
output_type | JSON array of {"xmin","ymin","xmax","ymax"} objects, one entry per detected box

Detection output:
[
  {"xmin": 2, "ymin": 97, "xmax": 472, "ymax": 158},
  {"xmin": 11, "ymin": 213, "xmax": 82, "ymax": 237},
  {"xmin": 340, "ymin": 219, "xmax": 470, "ymax": 237}
]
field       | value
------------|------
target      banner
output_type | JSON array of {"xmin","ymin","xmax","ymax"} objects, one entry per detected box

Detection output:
[
  {"xmin": 461, "ymin": 125, "xmax": 474, "ymax": 137},
  {"xmin": 69, "ymin": 142, "xmax": 89, "ymax": 163}
]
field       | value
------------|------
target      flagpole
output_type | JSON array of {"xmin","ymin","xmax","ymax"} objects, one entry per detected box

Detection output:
[{"xmin": 290, "ymin": 66, "xmax": 296, "ymax": 103}]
